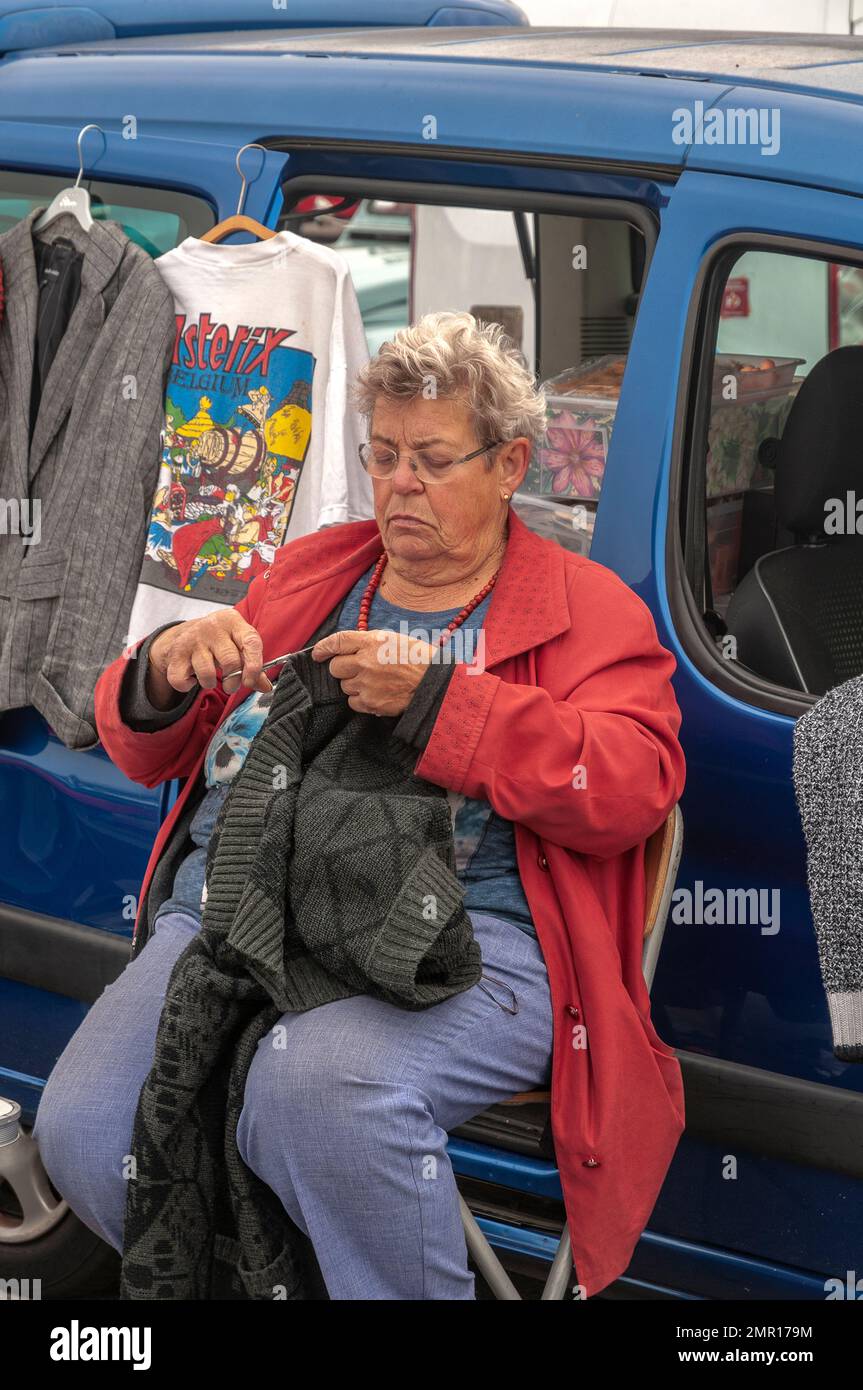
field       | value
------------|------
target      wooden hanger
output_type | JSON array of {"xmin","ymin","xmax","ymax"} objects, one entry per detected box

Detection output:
[
  {"xmin": 200, "ymin": 144, "xmax": 277, "ymax": 244},
  {"xmin": 200, "ymin": 213, "xmax": 276, "ymax": 244}
]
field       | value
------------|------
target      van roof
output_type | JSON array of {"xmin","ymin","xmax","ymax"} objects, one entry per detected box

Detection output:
[
  {"xmin": 0, "ymin": 1, "xmax": 527, "ymax": 52},
  {"xmin": 3, "ymin": 26, "xmax": 862, "ymax": 199},
  {"xmin": 18, "ymin": 24, "xmax": 863, "ymax": 100}
]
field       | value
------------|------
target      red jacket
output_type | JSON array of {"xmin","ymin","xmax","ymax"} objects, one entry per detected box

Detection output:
[{"xmin": 94, "ymin": 508, "xmax": 686, "ymax": 1297}]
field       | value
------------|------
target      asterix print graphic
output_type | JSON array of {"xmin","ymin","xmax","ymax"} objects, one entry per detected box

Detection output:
[{"xmin": 140, "ymin": 312, "xmax": 316, "ymax": 604}]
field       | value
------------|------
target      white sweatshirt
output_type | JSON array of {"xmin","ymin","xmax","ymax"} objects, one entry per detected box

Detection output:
[{"xmin": 125, "ymin": 229, "xmax": 373, "ymax": 644}]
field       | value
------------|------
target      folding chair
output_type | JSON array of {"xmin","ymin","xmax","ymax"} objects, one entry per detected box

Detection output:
[{"xmin": 457, "ymin": 802, "xmax": 684, "ymax": 1300}]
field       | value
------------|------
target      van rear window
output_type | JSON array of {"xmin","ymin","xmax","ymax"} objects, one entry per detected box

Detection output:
[{"xmin": 280, "ymin": 188, "xmax": 651, "ymax": 560}]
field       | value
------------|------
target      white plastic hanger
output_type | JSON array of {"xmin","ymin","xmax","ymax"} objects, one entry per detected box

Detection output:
[{"xmin": 33, "ymin": 124, "xmax": 104, "ymax": 234}]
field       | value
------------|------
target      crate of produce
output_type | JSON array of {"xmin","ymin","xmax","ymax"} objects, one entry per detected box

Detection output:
[{"xmin": 711, "ymin": 353, "xmax": 804, "ymax": 398}]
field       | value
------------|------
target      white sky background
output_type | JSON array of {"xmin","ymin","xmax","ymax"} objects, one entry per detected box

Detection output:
[{"xmin": 518, "ymin": 1, "xmax": 859, "ymax": 33}]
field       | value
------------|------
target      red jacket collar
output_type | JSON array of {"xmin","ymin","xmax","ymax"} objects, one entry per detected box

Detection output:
[{"xmin": 268, "ymin": 507, "xmax": 572, "ymax": 667}]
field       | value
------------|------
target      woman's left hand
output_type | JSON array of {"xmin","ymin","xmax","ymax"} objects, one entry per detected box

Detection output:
[{"xmin": 311, "ymin": 629, "xmax": 438, "ymax": 715}]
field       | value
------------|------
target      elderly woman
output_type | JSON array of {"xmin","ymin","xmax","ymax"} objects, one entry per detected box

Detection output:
[{"xmin": 33, "ymin": 312, "xmax": 686, "ymax": 1300}]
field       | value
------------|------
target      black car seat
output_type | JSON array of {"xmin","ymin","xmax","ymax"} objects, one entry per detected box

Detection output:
[{"xmin": 725, "ymin": 345, "xmax": 863, "ymax": 696}]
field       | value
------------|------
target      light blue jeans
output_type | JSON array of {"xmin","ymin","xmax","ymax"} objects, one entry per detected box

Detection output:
[{"xmin": 32, "ymin": 908, "xmax": 554, "ymax": 1300}]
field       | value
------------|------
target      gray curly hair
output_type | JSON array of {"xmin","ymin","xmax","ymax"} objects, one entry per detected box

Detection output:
[{"xmin": 349, "ymin": 311, "xmax": 548, "ymax": 458}]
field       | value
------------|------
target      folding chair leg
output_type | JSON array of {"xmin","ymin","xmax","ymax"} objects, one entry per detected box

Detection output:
[
  {"xmin": 540, "ymin": 1222, "xmax": 573, "ymax": 1300},
  {"xmin": 458, "ymin": 1194, "xmax": 522, "ymax": 1300},
  {"xmin": 459, "ymin": 1194, "xmax": 575, "ymax": 1301}
]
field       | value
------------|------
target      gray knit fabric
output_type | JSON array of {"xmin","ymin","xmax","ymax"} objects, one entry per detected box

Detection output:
[
  {"xmin": 202, "ymin": 649, "xmax": 480, "ymax": 1011},
  {"xmin": 122, "ymin": 605, "xmax": 458, "ymax": 958},
  {"xmin": 119, "ymin": 649, "xmax": 481, "ymax": 1299},
  {"xmin": 793, "ymin": 674, "xmax": 863, "ymax": 1061}
]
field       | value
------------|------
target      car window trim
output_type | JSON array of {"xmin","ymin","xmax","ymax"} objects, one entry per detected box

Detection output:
[
  {"xmin": 265, "ymin": 135, "xmax": 679, "ymax": 188},
  {"xmin": 278, "ymin": 168, "xmax": 660, "ymax": 386},
  {"xmin": 668, "ymin": 228, "xmax": 863, "ymax": 720},
  {"xmin": 277, "ymin": 170, "xmax": 659, "ymax": 260}
]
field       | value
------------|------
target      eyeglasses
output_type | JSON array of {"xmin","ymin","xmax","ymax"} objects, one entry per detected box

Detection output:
[{"xmin": 358, "ymin": 438, "xmax": 505, "ymax": 485}]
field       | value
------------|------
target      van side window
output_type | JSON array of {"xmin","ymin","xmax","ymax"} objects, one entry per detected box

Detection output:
[
  {"xmin": 685, "ymin": 247, "xmax": 863, "ymax": 699},
  {"xmin": 0, "ymin": 171, "xmax": 213, "ymax": 256},
  {"xmin": 281, "ymin": 192, "xmax": 649, "ymax": 558}
]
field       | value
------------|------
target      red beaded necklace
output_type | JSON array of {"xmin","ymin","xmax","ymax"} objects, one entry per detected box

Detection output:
[{"xmin": 357, "ymin": 553, "xmax": 499, "ymax": 645}]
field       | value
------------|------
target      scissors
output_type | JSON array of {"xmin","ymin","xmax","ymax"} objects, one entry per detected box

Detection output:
[{"xmin": 220, "ymin": 643, "xmax": 320, "ymax": 684}]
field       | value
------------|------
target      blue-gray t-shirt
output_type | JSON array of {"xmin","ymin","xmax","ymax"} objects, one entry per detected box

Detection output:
[{"xmin": 155, "ymin": 563, "xmax": 535, "ymax": 937}]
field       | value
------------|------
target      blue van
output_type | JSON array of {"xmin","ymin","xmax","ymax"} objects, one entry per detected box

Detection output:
[{"xmin": 2, "ymin": 14, "xmax": 863, "ymax": 1300}]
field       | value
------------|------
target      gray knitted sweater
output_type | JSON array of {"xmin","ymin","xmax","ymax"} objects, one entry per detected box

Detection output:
[
  {"xmin": 793, "ymin": 675, "xmax": 863, "ymax": 1061},
  {"xmin": 119, "ymin": 649, "xmax": 482, "ymax": 1300}
]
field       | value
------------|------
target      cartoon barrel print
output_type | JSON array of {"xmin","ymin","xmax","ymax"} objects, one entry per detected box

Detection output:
[{"xmin": 194, "ymin": 425, "xmax": 268, "ymax": 481}]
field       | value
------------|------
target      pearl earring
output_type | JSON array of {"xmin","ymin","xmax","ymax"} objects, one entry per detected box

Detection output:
[{"xmin": 501, "ymin": 491, "xmax": 512, "ymax": 501}]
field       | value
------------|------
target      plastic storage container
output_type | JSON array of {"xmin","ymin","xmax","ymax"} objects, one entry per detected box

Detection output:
[
  {"xmin": 711, "ymin": 353, "xmax": 804, "ymax": 397},
  {"xmin": 510, "ymin": 492, "xmax": 595, "ymax": 557},
  {"xmin": 529, "ymin": 352, "xmax": 804, "ymax": 503},
  {"xmin": 528, "ymin": 355, "xmax": 623, "ymax": 500}
]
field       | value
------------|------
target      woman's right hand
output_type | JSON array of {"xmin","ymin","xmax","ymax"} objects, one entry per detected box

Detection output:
[{"xmin": 146, "ymin": 611, "xmax": 273, "ymax": 709}]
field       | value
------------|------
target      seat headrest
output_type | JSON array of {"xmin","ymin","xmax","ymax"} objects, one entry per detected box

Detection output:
[{"xmin": 775, "ymin": 346, "xmax": 863, "ymax": 535}]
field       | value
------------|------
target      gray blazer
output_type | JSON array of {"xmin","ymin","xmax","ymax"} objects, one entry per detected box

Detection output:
[{"xmin": 0, "ymin": 207, "xmax": 175, "ymax": 749}]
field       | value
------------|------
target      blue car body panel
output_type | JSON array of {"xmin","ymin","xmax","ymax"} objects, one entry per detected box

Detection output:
[
  {"xmin": 0, "ymin": 0, "xmax": 528, "ymax": 51},
  {"xmin": 2, "ymin": 25, "xmax": 863, "ymax": 1297}
]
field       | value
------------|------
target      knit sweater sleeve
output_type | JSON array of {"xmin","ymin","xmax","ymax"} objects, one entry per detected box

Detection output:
[
  {"xmin": 119, "ymin": 622, "xmax": 198, "ymax": 732},
  {"xmin": 119, "ymin": 602, "xmax": 352, "ymax": 735},
  {"xmin": 392, "ymin": 662, "xmax": 459, "ymax": 752},
  {"xmin": 792, "ymin": 674, "xmax": 863, "ymax": 1061}
]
